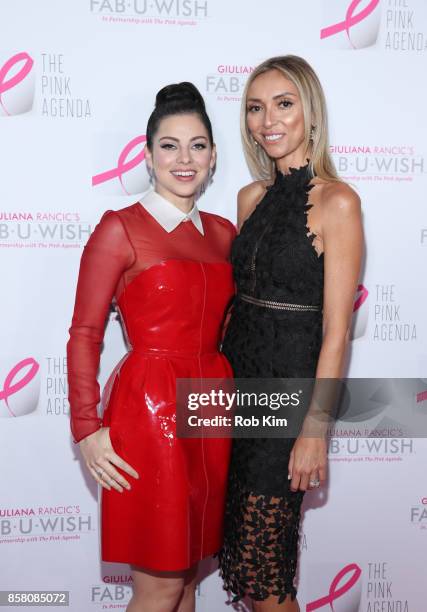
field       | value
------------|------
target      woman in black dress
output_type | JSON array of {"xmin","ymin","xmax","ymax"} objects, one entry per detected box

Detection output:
[{"xmin": 218, "ymin": 55, "xmax": 363, "ymax": 610}]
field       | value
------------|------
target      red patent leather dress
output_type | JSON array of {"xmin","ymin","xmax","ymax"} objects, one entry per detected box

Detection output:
[{"xmin": 66, "ymin": 196, "xmax": 236, "ymax": 570}]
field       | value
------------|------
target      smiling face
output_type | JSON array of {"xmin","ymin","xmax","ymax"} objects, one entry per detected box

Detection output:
[
  {"xmin": 246, "ymin": 68, "xmax": 310, "ymax": 171},
  {"xmin": 145, "ymin": 113, "xmax": 216, "ymax": 208}
]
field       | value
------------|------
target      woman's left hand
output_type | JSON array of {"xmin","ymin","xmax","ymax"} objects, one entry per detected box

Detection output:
[{"xmin": 288, "ymin": 436, "xmax": 327, "ymax": 492}]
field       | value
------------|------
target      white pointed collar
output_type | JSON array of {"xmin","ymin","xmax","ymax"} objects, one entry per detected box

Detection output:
[{"xmin": 139, "ymin": 189, "xmax": 204, "ymax": 235}]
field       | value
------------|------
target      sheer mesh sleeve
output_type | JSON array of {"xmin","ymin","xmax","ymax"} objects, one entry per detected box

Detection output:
[
  {"xmin": 66, "ymin": 210, "xmax": 135, "ymax": 444},
  {"xmin": 67, "ymin": 200, "xmax": 235, "ymax": 443}
]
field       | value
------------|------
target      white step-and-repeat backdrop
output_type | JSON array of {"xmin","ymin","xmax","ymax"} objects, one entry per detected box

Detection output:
[{"xmin": 1, "ymin": 0, "xmax": 426, "ymax": 610}]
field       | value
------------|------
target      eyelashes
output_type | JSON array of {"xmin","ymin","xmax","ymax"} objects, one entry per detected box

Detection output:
[
  {"xmin": 160, "ymin": 143, "xmax": 207, "ymax": 150},
  {"xmin": 247, "ymin": 100, "xmax": 294, "ymax": 113}
]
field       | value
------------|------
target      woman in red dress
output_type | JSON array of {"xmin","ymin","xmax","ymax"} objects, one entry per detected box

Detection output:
[{"xmin": 66, "ymin": 82, "xmax": 236, "ymax": 612}]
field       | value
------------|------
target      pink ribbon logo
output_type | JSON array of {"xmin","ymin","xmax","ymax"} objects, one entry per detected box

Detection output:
[
  {"xmin": 306, "ymin": 563, "xmax": 362, "ymax": 611},
  {"xmin": 416, "ymin": 390, "xmax": 427, "ymax": 403},
  {"xmin": 0, "ymin": 358, "xmax": 39, "ymax": 417},
  {"xmin": 0, "ymin": 52, "xmax": 34, "ymax": 116},
  {"xmin": 353, "ymin": 284, "xmax": 368, "ymax": 311},
  {"xmin": 92, "ymin": 135, "xmax": 147, "ymax": 194},
  {"xmin": 321, "ymin": 0, "xmax": 380, "ymax": 48}
]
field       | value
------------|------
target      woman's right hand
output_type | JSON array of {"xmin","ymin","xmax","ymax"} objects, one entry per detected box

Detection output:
[{"xmin": 79, "ymin": 427, "xmax": 140, "ymax": 493}]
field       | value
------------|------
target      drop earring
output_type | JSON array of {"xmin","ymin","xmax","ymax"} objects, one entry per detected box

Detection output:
[
  {"xmin": 310, "ymin": 125, "xmax": 316, "ymax": 141},
  {"xmin": 200, "ymin": 168, "xmax": 213, "ymax": 197},
  {"xmin": 148, "ymin": 166, "xmax": 155, "ymax": 185}
]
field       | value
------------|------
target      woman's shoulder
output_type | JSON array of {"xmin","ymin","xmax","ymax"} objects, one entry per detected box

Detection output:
[
  {"xmin": 98, "ymin": 202, "xmax": 142, "ymax": 226},
  {"xmin": 89, "ymin": 204, "xmax": 139, "ymax": 245},
  {"xmin": 110, "ymin": 202, "xmax": 142, "ymax": 218},
  {"xmin": 237, "ymin": 179, "xmax": 272, "ymax": 227},
  {"xmin": 201, "ymin": 210, "xmax": 237, "ymax": 237},
  {"xmin": 238, "ymin": 178, "xmax": 272, "ymax": 199},
  {"xmin": 313, "ymin": 178, "xmax": 361, "ymax": 215}
]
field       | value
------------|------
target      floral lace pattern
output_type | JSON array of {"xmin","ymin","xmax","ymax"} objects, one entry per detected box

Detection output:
[
  {"xmin": 217, "ymin": 472, "xmax": 304, "ymax": 604},
  {"xmin": 218, "ymin": 163, "xmax": 324, "ymax": 603}
]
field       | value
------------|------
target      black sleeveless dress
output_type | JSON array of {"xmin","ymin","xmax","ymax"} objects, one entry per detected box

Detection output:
[{"xmin": 218, "ymin": 163, "xmax": 324, "ymax": 603}]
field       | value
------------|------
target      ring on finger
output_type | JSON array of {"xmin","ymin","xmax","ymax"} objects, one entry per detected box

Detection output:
[{"xmin": 309, "ymin": 478, "xmax": 320, "ymax": 488}]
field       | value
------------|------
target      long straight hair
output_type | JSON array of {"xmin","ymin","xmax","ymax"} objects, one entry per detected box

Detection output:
[{"xmin": 241, "ymin": 55, "xmax": 340, "ymax": 183}]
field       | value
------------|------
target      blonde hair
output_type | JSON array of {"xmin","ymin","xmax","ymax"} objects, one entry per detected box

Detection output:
[{"xmin": 241, "ymin": 55, "xmax": 340, "ymax": 183}]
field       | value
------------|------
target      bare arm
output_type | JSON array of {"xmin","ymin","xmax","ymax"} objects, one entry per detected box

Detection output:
[
  {"xmin": 302, "ymin": 183, "xmax": 363, "ymax": 435},
  {"xmin": 237, "ymin": 180, "xmax": 268, "ymax": 231},
  {"xmin": 289, "ymin": 183, "xmax": 364, "ymax": 491},
  {"xmin": 315, "ymin": 184, "xmax": 363, "ymax": 378}
]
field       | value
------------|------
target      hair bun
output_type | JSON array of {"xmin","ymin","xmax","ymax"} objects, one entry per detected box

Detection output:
[
  {"xmin": 155, "ymin": 82, "xmax": 205, "ymax": 110},
  {"xmin": 146, "ymin": 81, "xmax": 213, "ymax": 149}
]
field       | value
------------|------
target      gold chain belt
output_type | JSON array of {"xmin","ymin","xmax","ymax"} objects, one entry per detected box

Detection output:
[{"xmin": 238, "ymin": 293, "xmax": 321, "ymax": 312}]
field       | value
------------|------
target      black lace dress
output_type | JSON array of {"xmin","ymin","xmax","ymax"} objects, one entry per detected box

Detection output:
[{"xmin": 218, "ymin": 163, "xmax": 324, "ymax": 604}]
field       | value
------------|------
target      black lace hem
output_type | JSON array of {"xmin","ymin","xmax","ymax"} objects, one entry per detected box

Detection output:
[{"xmin": 216, "ymin": 478, "xmax": 304, "ymax": 604}]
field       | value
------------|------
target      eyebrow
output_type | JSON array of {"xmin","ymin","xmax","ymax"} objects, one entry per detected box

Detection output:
[
  {"xmin": 247, "ymin": 91, "xmax": 297, "ymax": 102},
  {"xmin": 158, "ymin": 136, "xmax": 208, "ymax": 142}
]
